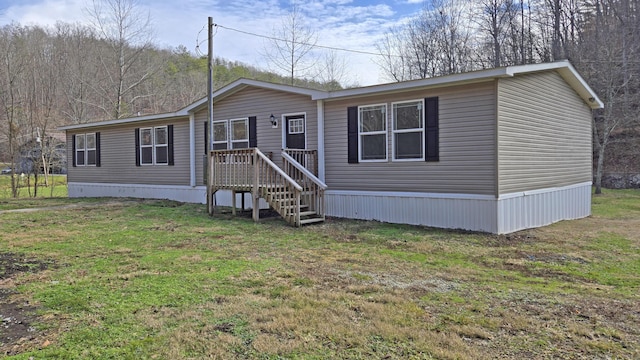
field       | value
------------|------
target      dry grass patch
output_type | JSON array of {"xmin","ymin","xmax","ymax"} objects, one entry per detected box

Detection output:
[{"xmin": 0, "ymin": 192, "xmax": 639, "ymax": 359}]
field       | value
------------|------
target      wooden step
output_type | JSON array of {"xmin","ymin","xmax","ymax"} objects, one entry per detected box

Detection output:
[
  {"xmin": 299, "ymin": 210, "xmax": 317, "ymax": 217},
  {"xmin": 300, "ymin": 217, "xmax": 324, "ymax": 225}
]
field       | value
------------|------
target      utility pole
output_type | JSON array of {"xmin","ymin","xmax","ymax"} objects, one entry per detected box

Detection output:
[
  {"xmin": 208, "ymin": 16, "xmax": 214, "ymax": 142},
  {"xmin": 206, "ymin": 16, "xmax": 214, "ymax": 214}
]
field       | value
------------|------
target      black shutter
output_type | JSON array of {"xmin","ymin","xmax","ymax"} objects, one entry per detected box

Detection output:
[
  {"xmin": 71, "ymin": 134, "xmax": 77, "ymax": 167},
  {"xmin": 135, "ymin": 128, "xmax": 140, "ymax": 166},
  {"xmin": 425, "ymin": 97, "xmax": 439, "ymax": 162},
  {"xmin": 95, "ymin": 132, "xmax": 101, "ymax": 167},
  {"xmin": 347, "ymin": 106, "xmax": 358, "ymax": 164},
  {"xmin": 167, "ymin": 125, "xmax": 174, "ymax": 166},
  {"xmin": 204, "ymin": 121, "xmax": 209, "ymax": 154},
  {"xmin": 248, "ymin": 116, "xmax": 257, "ymax": 148}
]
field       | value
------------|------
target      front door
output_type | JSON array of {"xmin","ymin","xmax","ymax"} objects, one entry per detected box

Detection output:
[{"xmin": 285, "ymin": 114, "xmax": 306, "ymax": 149}]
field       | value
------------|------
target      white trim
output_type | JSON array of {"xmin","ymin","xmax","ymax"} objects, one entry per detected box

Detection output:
[
  {"xmin": 281, "ymin": 112, "xmax": 307, "ymax": 149},
  {"xmin": 189, "ymin": 113, "xmax": 196, "ymax": 187},
  {"xmin": 317, "ymin": 100, "xmax": 325, "ymax": 182},
  {"xmin": 212, "ymin": 120, "xmax": 229, "ymax": 149},
  {"xmin": 391, "ymin": 99, "xmax": 425, "ymax": 162},
  {"xmin": 358, "ymin": 103, "xmax": 388, "ymax": 162},
  {"xmin": 325, "ymin": 182, "xmax": 591, "ymax": 234},
  {"xmin": 60, "ymin": 113, "xmax": 188, "ymax": 131},
  {"xmin": 59, "ymin": 61, "xmax": 601, "ymax": 132},
  {"xmin": 68, "ymin": 182, "xmax": 207, "ymax": 204},
  {"xmin": 229, "ymin": 118, "xmax": 249, "ymax": 149},
  {"xmin": 497, "ymin": 181, "xmax": 593, "ymax": 200},
  {"xmin": 318, "ymin": 61, "xmax": 602, "ymax": 109},
  {"xmin": 326, "ymin": 189, "xmax": 496, "ymax": 201}
]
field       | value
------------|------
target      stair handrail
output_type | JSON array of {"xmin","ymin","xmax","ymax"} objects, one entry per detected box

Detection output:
[
  {"xmin": 256, "ymin": 149, "xmax": 303, "ymax": 192},
  {"xmin": 281, "ymin": 152, "xmax": 327, "ymax": 190}
]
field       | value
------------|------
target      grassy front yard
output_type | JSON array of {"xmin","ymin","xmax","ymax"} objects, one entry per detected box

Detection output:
[
  {"xmin": 0, "ymin": 190, "xmax": 638, "ymax": 359},
  {"xmin": 0, "ymin": 173, "xmax": 67, "ymax": 200}
]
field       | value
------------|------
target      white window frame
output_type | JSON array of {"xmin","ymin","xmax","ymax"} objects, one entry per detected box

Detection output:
[
  {"xmin": 288, "ymin": 117, "xmax": 304, "ymax": 134},
  {"xmin": 392, "ymin": 100, "xmax": 425, "ymax": 161},
  {"xmin": 281, "ymin": 112, "xmax": 307, "ymax": 149},
  {"xmin": 139, "ymin": 127, "xmax": 153, "ymax": 165},
  {"xmin": 75, "ymin": 134, "xmax": 86, "ymax": 166},
  {"xmin": 139, "ymin": 126, "xmax": 168, "ymax": 165},
  {"xmin": 229, "ymin": 118, "xmax": 249, "ymax": 149},
  {"xmin": 85, "ymin": 133, "xmax": 97, "ymax": 166},
  {"xmin": 212, "ymin": 120, "xmax": 228, "ymax": 150},
  {"xmin": 154, "ymin": 126, "xmax": 168, "ymax": 165},
  {"xmin": 358, "ymin": 103, "xmax": 388, "ymax": 162},
  {"xmin": 75, "ymin": 133, "xmax": 96, "ymax": 167}
]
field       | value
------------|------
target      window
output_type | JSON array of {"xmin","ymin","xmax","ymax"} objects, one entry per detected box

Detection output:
[
  {"xmin": 155, "ymin": 127, "xmax": 168, "ymax": 164},
  {"xmin": 230, "ymin": 118, "xmax": 249, "ymax": 149},
  {"xmin": 288, "ymin": 117, "xmax": 304, "ymax": 134},
  {"xmin": 393, "ymin": 100, "xmax": 424, "ymax": 160},
  {"xmin": 136, "ymin": 125, "xmax": 173, "ymax": 166},
  {"xmin": 358, "ymin": 104, "xmax": 387, "ymax": 161},
  {"xmin": 75, "ymin": 134, "xmax": 85, "ymax": 166},
  {"xmin": 208, "ymin": 117, "xmax": 256, "ymax": 151},
  {"xmin": 347, "ymin": 97, "xmax": 439, "ymax": 164},
  {"xmin": 212, "ymin": 120, "xmax": 228, "ymax": 150},
  {"xmin": 140, "ymin": 128, "xmax": 154, "ymax": 165},
  {"xmin": 74, "ymin": 132, "xmax": 98, "ymax": 166}
]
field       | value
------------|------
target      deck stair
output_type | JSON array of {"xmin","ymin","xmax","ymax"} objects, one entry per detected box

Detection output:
[{"xmin": 207, "ymin": 148, "xmax": 326, "ymax": 226}]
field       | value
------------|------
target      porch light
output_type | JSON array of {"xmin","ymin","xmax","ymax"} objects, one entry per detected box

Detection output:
[{"xmin": 270, "ymin": 114, "xmax": 278, "ymax": 128}]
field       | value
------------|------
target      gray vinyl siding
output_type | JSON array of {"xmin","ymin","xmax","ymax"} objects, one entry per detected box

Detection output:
[
  {"xmin": 208, "ymin": 87, "xmax": 318, "ymax": 168},
  {"xmin": 497, "ymin": 71, "xmax": 593, "ymax": 194},
  {"xmin": 67, "ymin": 118, "xmax": 191, "ymax": 185},
  {"xmin": 324, "ymin": 81, "xmax": 497, "ymax": 195}
]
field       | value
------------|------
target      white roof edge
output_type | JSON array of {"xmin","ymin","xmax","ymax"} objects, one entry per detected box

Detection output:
[
  {"xmin": 182, "ymin": 78, "xmax": 328, "ymax": 114},
  {"xmin": 58, "ymin": 111, "xmax": 189, "ymax": 131},
  {"xmin": 60, "ymin": 62, "xmax": 602, "ymax": 132},
  {"xmin": 213, "ymin": 78, "xmax": 327, "ymax": 101},
  {"xmin": 508, "ymin": 60, "xmax": 603, "ymax": 109},
  {"xmin": 317, "ymin": 67, "xmax": 512, "ymax": 100},
  {"xmin": 316, "ymin": 60, "xmax": 603, "ymax": 109}
]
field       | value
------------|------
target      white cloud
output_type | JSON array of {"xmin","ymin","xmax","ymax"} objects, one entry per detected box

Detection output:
[
  {"xmin": 0, "ymin": 0, "xmax": 424, "ymax": 86},
  {"xmin": 0, "ymin": 0, "xmax": 89, "ymax": 27}
]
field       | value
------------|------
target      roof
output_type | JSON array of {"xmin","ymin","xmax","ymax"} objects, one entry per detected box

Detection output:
[
  {"xmin": 59, "ymin": 61, "xmax": 602, "ymax": 131},
  {"xmin": 317, "ymin": 61, "xmax": 603, "ymax": 109},
  {"xmin": 58, "ymin": 111, "xmax": 190, "ymax": 131}
]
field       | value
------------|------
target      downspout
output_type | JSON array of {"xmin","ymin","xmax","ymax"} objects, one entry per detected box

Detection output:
[
  {"xmin": 189, "ymin": 113, "xmax": 196, "ymax": 187},
  {"xmin": 317, "ymin": 99, "xmax": 325, "ymax": 182}
]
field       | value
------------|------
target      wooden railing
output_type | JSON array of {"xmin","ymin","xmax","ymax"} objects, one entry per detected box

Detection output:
[
  {"xmin": 282, "ymin": 152, "xmax": 327, "ymax": 221},
  {"xmin": 208, "ymin": 148, "xmax": 304, "ymax": 226},
  {"xmin": 283, "ymin": 149, "xmax": 318, "ymax": 176}
]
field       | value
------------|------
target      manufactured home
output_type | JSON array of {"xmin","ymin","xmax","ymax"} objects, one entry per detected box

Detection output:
[{"xmin": 60, "ymin": 61, "xmax": 603, "ymax": 234}]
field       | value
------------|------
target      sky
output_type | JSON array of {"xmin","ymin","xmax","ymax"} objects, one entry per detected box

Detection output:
[{"xmin": 0, "ymin": 0, "xmax": 427, "ymax": 86}]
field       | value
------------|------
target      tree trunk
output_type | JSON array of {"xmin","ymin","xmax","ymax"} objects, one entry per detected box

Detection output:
[{"xmin": 594, "ymin": 139, "xmax": 606, "ymax": 194}]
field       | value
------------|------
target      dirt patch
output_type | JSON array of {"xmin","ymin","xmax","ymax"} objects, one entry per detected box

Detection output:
[{"xmin": 0, "ymin": 252, "xmax": 53, "ymax": 356}]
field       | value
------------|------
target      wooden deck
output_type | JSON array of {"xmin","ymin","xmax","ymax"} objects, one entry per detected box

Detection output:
[{"xmin": 207, "ymin": 148, "xmax": 326, "ymax": 226}]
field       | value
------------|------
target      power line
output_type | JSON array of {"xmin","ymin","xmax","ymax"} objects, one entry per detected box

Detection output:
[{"xmin": 213, "ymin": 23, "xmax": 399, "ymax": 58}]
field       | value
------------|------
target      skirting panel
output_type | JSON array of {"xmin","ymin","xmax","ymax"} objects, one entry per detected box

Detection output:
[
  {"xmin": 325, "ymin": 190, "xmax": 498, "ymax": 233},
  {"xmin": 68, "ymin": 182, "xmax": 207, "ymax": 204},
  {"xmin": 496, "ymin": 182, "xmax": 592, "ymax": 234},
  {"xmin": 68, "ymin": 183, "xmax": 270, "ymax": 209},
  {"xmin": 326, "ymin": 182, "xmax": 592, "ymax": 234}
]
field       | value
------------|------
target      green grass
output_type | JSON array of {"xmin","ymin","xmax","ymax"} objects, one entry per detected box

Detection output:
[
  {"xmin": 0, "ymin": 173, "xmax": 68, "ymax": 201},
  {"xmin": 0, "ymin": 191, "xmax": 639, "ymax": 359}
]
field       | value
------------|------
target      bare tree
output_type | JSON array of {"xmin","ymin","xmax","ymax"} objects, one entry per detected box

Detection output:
[
  {"xmin": 0, "ymin": 24, "xmax": 29, "ymax": 197},
  {"xmin": 575, "ymin": 0, "xmax": 640, "ymax": 193},
  {"xmin": 86, "ymin": 0, "xmax": 156, "ymax": 119},
  {"xmin": 314, "ymin": 50, "xmax": 349, "ymax": 90},
  {"xmin": 263, "ymin": 4, "xmax": 317, "ymax": 85},
  {"xmin": 376, "ymin": 0, "xmax": 476, "ymax": 81}
]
